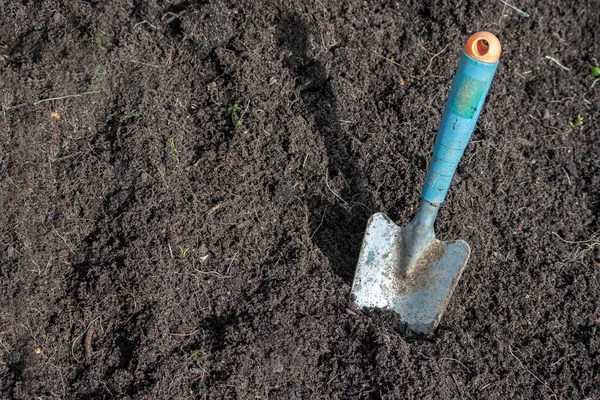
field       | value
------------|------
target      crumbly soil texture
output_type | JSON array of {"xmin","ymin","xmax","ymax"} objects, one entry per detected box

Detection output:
[{"xmin": 1, "ymin": 1, "xmax": 599, "ymax": 399}]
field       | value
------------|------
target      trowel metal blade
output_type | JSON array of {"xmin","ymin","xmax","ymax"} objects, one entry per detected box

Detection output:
[{"xmin": 351, "ymin": 213, "xmax": 471, "ymax": 333}]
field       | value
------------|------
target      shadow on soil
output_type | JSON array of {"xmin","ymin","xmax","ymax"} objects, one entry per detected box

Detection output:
[{"xmin": 277, "ymin": 12, "xmax": 373, "ymax": 283}]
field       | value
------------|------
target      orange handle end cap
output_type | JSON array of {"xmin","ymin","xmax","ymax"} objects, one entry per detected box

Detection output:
[{"xmin": 464, "ymin": 32, "xmax": 501, "ymax": 63}]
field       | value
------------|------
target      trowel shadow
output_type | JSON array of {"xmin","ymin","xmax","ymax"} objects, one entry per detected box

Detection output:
[{"xmin": 277, "ymin": 12, "xmax": 373, "ymax": 283}]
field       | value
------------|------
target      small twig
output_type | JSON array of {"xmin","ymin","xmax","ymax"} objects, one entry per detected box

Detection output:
[
  {"xmin": 373, "ymin": 52, "xmax": 406, "ymax": 84},
  {"xmin": 168, "ymin": 243, "xmax": 174, "ymax": 259},
  {"xmin": 169, "ymin": 330, "xmax": 199, "ymax": 337},
  {"xmin": 439, "ymin": 357, "xmax": 471, "ymax": 372},
  {"xmin": 5, "ymin": 176, "xmax": 20, "ymax": 190},
  {"xmin": 550, "ymin": 354, "xmax": 573, "ymax": 367},
  {"xmin": 302, "ymin": 153, "xmax": 310, "ymax": 169},
  {"xmin": 549, "ymin": 96, "xmax": 576, "ymax": 104},
  {"xmin": 33, "ymin": 91, "xmax": 100, "ymax": 105},
  {"xmin": 225, "ymin": 250, "xmax": 239, "ymax": 276},
  {"xmin": 327, "ymin": 374, "xmax": 339, "ymax": 386},
  {"xmin": 451, "ymin": 374, "xmax": 468, "ymax": 399},
  {"xmin": 161, "ymin": 11, "xmax": 182, "ymax": 21},
  {"xmin": 591, "ymin": 78, "xmax": 600, "ymax": 88},
  {"xmin": 423, "ymin": 43, "xmax": 449, "ymax": 75},
  {"xmin": 553, "ymin": 231, "xmax": 600, "ymax": 268},
  {"xmin": 194, "ymin": 269, "xmax": 233, "ymax": 279},
  {"xmin": 562, "ymin": 167, "xmax": 572, "ymax": 186},
  {"xmin": 480, "ymin": 382, "xmax": 497, "ymax": 390},
  {"xmin": 508, "ymin": 346, "xmax": 554, "ymax": 395},
  {"xmin": 551, "ymin": 231, "xmax": 599, "ymax": 244},
  {"xmin": 30, "ymin": 259, "xmax": 42, "ymax": 276},
  {"xmin": 44, "ymin": 348, "xmax": 58, "ymax": 366},
  {"xmin": 0, "ymin": 238, "xmax": 24, "ymax": 256},
  {"xmin": 240, "ymin": 100, "xmax": 251, "ymax": 120},
  {"xmin": 133, "ymin": 20, "xmax": 157, "ymax": 30},
  {"xmin": 325, "ymin": 170, "xmax": 348, "ymax": 205},
  {"xmin": 544, "ymin": 56, "xmax": 570, "ymax": 71},
  {"xmin": 310, "ymin": 209, "xmax": 326, "ymax": 239},
  {"xmin": 43, "ymin": 258, "xmax": 52, "ymax": 275},
  {"xmin": 498, "ymin": 0, "xmax": 507, "ymax": 28},
  {"xmin": 373, "ymin": 52, "xmax": 403, "ymax": 68},
  {"xmin": 53, "ymin": 229, "xmax": 74, "ymax": 254},
  {"xmin": 498, "ymin": 0, "xmax": 530, "ymax": 17}
]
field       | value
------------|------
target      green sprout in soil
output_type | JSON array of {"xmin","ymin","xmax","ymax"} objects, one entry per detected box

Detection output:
[
  {"xmin": 191, "ymin": 349, "xmax": 202, "ymax": 358},
  {"xmin": 84, "ymin": 222, "xmax": 95, "ymax": 236},
  {"xmin": 167, "ymin": 137, "xmax": 179, "ymax": 161},
  {"xmin": 569, "ymin": 114, "xmax": 583, "ymax": 128},
  {"xmin": 89, "ymin": 65, "xmax": 107, "ymax": 91},
  {"xmin": 227, "ymin": 103, "xmax": 244, "ymax": 127},
  {"xmin": 52, "ymin": 76, "xmax": 61, "ymax": 90},
  {"xmin": 226, "ymin": 326, "xmax": 239, "ymax": 342},
  {"xmin": 190, "ymin": 349, "xmax": 204, "ymax": 372},
  {"xmin": 177, "ymin": 245, "xmax": 189, "ymax": 259},
  {"xmin": 586, "ymin": 66, "xmax": 600, "ymax": 77},
  {"xmin": 288, "ymin": 135, "xmax": 296, "ymax": 154},
  {"xmin": 116, "ymin": 110, "xmax": 142, "ymax": 120},
  {"xmin": 96, "ymin": 31, "xmax": 106, "ymax": 51}
]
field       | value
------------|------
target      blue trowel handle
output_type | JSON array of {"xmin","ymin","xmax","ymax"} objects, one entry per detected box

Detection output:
[{"xmin": 421, "ymin": 32, "xmax": 501, "ymax": 205}]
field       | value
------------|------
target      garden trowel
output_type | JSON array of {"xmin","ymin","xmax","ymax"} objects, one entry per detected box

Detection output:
[{"xmin": 351, "ymin": 32, "xmax": 502, "ymax": 333}]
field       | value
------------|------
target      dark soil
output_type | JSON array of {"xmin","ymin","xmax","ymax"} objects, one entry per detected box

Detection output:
[{"xmin": 1, "ymin": 0, "xmax": 599, "ymax": 398}]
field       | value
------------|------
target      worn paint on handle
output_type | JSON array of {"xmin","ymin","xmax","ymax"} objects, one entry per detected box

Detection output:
[{"xmin": 421, "ymin": 33, "xmax": 500, "ymax": 205}]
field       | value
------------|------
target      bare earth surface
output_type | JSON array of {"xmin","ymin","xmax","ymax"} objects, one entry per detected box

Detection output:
[{"xmin": 1, "ymin": 0, "xmax": 599, "ymax": 398}]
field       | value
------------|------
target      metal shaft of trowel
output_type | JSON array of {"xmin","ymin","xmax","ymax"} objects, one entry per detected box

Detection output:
[
  {"xmin": 418, "ymin": 33, "xmax": 501, "ymax": 210},
  {"xmin": 402, "ymin": 199, "xmax": 439, "ymax": 276}
]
